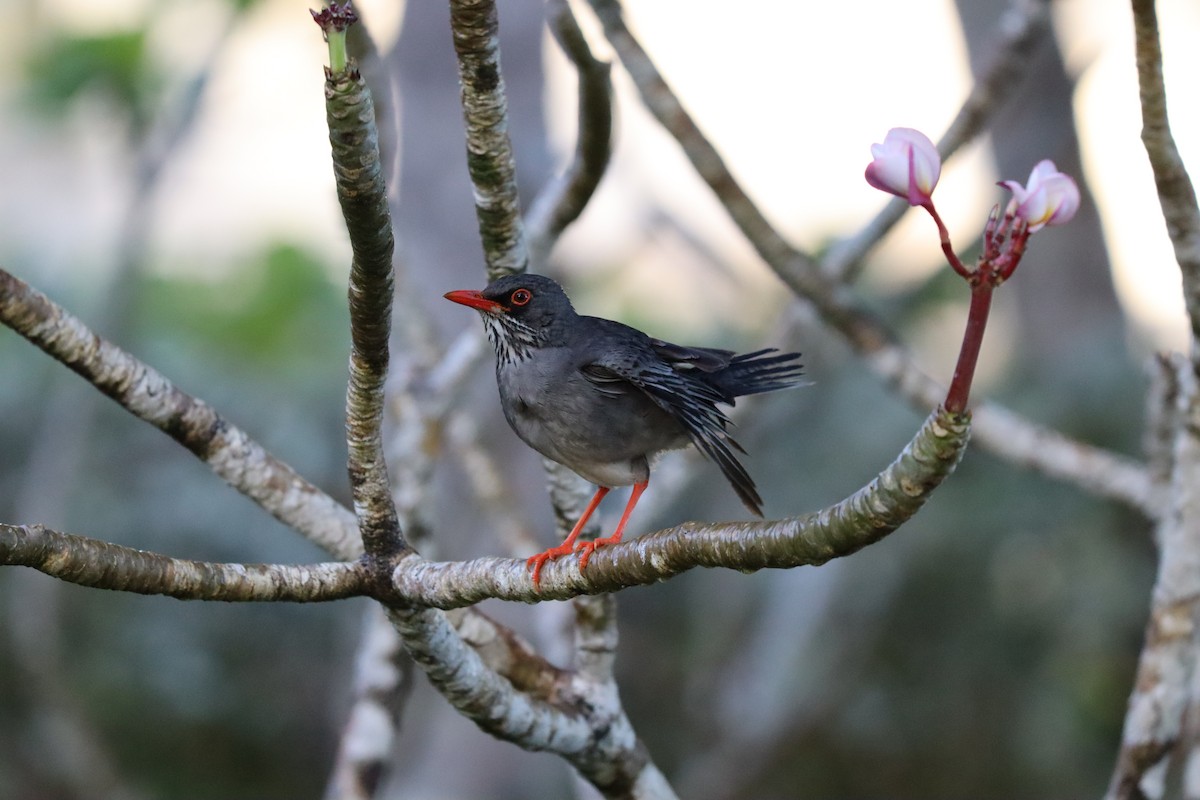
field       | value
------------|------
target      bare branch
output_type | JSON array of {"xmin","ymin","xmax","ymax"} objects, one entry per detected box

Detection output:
[
  {"xmin": 1108, "ymin": 355, "xmax": 1200, "ymax": 799},
  {"xmin": 527, "ymin": 0, "xmax": 614, "ymax": 266},
  {"xmin": 322, "ymin": 33, "xmax": 405, "ymax": 558},
  {"xmin": 449, "ymin": 0, "xmax": 530, "ymax": 280},
  {"xmin": 395, "ymin": 405, "xmax": 971, "ymax": 606},
  {"xmin": 1131, "ymin": 0, "xmax": 1200, "ymax": 350},
  {"xmin": 582, "ymin": 0, "xmax": 823, "ymax": 290},
  {"xmin": 824, "ymin": 0, "xmax": 1052, "ymax": 280},
  {"xmin": 1145, "ymin": 353, "xmax": 1184, "ymax": 485},
  {"xmin": 0, "ymin": 267, "xmax": 567, "ymax": 709},
  {"xmin": 0, "ymin": 524, "xmax": 368, "ymax": 602},
  {"xmin": 573, "ymin": 593, "xmax": 618, "ymax": 684},
  {"xmin": 324, "ymin": 605, "xmax": 409, "ymax": 800},
  {"xmin": 388, "ymin": 605, "xmax": 664, "ymax": 797},
  {"xmin": 0, "ymin": 267, "xmax": 361, "ymax": 558}
]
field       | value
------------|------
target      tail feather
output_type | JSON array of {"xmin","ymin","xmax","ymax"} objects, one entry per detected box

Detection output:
[{"xmin": 713, "ymin": 348, "xmax": 804, "ymax": 398}]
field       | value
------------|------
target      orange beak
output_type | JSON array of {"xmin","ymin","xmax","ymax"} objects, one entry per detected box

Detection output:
[{"xmin": 443, "ymin": 289, "xmax": 505, "ymax": 314}]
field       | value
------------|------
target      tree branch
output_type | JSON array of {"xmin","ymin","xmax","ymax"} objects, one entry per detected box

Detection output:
[
  {"xmin": 387, "ymin": 603, "xmax": 666, "ymax": 796},
  {"xmin": 324, "ymin": 604, "xmax": 409, "ymax": 800},
  {"xmin": 321, "ymin": 13, "xmax": 405, "ymax": 560},
  {"xmin": 1130, "ymin": 0, "xmax": 1200, "ymax": 351},
  {"xmin": 1108, "ymin": 355, "xmax": 1200, "ymax": 799},
  {"xmin": 0, "ymin": 264, "xmax": 565, "ymax": 707},
  {"xmin": 2, "ymin": 403, "xmax": 965, "ymax": 609},
  {"xmin": 526, "ymin": 0, "xmax": 614, "ymax": 266},
  {"xmin": 395, "ymin": 405, "xmax": 971, "ymax": 606},
  {"xmin": 449, "ymin": 0, "xmax": 529, "ymax": 280},
  {"xmin": 0, "ymin": 524, "xmax": 368, "ymax": 602},
  {"xmin": 0, "ymin": 267, "xmax": 362, "ymax": 558},
  {"xmin": 582, "ymin": 0, "xmax": 823, "ymax": 289},
  {"xmin": 1107, "ymin": 4, "xmax": 1200, "ymax": 791}
]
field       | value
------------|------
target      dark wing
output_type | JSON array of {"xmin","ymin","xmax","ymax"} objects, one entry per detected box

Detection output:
[
  {"xmin": 711, "ymin": 348, "xmax": 804, "ymax": 397},
  {"xmin": 582, "ymin": 349, "xmax": 764, "ymax": 515},
  {"xmin": 652, "ymin": 339, "xmax": 803, "ymax": 397},
  {"xmin": 649, "ymin": 338, "xmax": 736, "ymax": 374}
]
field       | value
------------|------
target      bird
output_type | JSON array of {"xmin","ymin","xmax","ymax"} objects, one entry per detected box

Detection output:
[{"xmin": 444, "ymin": 273, "xmax": 803, "ymax": 586}]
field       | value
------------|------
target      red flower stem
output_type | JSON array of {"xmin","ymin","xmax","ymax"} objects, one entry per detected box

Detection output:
[
  {"xmin": 923, "ymin": 202, "xmax": 972, "ymax": 279},
  {"xmin": 945, "ymin": 281, "xmax": 994, "ymax": 413}
]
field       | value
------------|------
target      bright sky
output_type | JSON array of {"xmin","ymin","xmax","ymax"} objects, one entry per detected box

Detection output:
[{"xmin": 4, "ymin": 0, "xmax": 1197, "ymax": 353}]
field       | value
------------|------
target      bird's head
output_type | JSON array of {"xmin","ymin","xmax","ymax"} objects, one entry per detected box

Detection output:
[{"xmin": 444, "ymin": 273, "xmax": 575, "ymax": 364}]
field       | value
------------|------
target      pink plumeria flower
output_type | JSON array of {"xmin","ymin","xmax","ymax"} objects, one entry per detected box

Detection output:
[
  {"xmin": 865, "ymin": 127, "xmax": 942, "ymax": 206},
  {"xmin": 1000, "ymin": 160, "xmax": 1080, "ymax": 232}
]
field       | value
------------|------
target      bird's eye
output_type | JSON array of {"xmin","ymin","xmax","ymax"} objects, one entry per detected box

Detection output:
[{"xmin": 510, "ymin": 289, "xmax": 532, "ymax": 306}]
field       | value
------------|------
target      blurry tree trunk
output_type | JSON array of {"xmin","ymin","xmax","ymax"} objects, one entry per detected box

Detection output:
[{"xmin": 390, "ymin": 0, "xmax": 551, "ymax": 315}]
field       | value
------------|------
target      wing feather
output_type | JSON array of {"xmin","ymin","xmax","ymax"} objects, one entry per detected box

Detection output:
[{"xmin": 584, "ymin": 353, "xmax": 765, "ymax": 514}]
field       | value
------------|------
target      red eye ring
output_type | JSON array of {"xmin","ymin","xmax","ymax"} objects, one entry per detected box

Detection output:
[{"xmin": 510, "ymin": 288, "xmax": 532, "ymax": 306}]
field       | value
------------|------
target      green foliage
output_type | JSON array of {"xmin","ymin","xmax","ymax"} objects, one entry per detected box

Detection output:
[
  {"xmin": 136, "ymin": 245, "xmax": 350, "ymax": 369},
  {"xmin": 23, "ymin": 29, "xmax": 161, "ymax": 133}
]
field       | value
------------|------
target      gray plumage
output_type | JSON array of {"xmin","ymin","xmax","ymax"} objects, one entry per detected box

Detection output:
[{"xmin": 447, "ymin": 273, "xmax": 803, "ymax": 515}]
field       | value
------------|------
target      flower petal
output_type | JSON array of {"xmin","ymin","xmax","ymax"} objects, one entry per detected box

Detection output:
[{"xmin": 865, "ymin": 127, "xmax": 941, "ymax": 206}]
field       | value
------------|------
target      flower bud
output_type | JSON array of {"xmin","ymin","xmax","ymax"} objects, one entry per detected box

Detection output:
[
  {"xmin": 865, "ymin": 128, "xmax": 941, "ymax": 206},
  {"xmin": 1000, "ymin": 160, "xmax": 1080, "ymax": 231}
]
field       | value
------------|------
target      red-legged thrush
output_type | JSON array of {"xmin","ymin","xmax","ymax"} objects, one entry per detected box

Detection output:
[{"xmin": 444, "ymin": 274, "xmax": 803, "ymax": 585}]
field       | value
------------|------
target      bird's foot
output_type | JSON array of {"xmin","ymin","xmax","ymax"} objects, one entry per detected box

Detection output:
[
  {"xmin": 527, "ymin": 535, "xmax": 623, "ymax": 588},
  {"xmin": 527, "ymin": 542, "xmax": 578, "ymax": 588},
  {"xmin": 576, "ymin": 534, "xmax": 621, "ymax": 571}
]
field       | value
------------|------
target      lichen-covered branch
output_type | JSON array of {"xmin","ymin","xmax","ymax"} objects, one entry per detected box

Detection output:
[
  {"xmin": 825, "ymin": 0, "xmax": 1052, "ymax": 280},
  {"xmin": 321, "ymin": 15, "xmax": 405, "ymax": 559},
  {"xmin": 1, "ymin": 403, "xmax": 965, "ymax": 609},
  {"xmin": 1131, "ymin": 0, "xmax": 1200, "ymax": 348},
  {"xmin": 0, "ymin": 524, "xmax": 367, "ymax": 602},
  {"xmin": 1108, "ymin": 355, "xmax": 1200, "ymax": 799},
  {"xmin": 387, "ymin": 605, "xmax": 666, "ymax": 797},
  {"xmin": 324, "ymin": 605, "xmax": 409, "ymax": 800},
  {"xmin": 0, "ymin": 265, "xmax": 563, "ymax": 693},
  {"xmin": 0, "ymin": 267, "xmax": 361, "ymax": 558},
  {"xmin": 395, "ymin": 405, "xmax": 971, "ymax": 606},
  {"xmin": 526, "ymin": 0, "xmax": 614, "ymax": 266},
  {"xmin": 585, "ymin": 0, "xmax": 1159, "ymax": 518},
  {"xmin": 449, "ymin": 0, "xmax": 529, "ymax": 280}
]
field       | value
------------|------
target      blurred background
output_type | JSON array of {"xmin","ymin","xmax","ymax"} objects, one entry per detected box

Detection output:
[{"xmin": 0, "ymin": 0, "xmax": 1194, "ymax": 796}]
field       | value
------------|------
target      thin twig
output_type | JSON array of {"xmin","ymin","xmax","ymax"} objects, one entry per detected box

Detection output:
[
  {"xmin": 527, "ymin": 0, "xmax": 614, "ymax": 266},
  {"xmin": 583, "ymin": 0, "xmax": 822, "ymax": 291},
  {"xmin": 1130, "ymin": 0, "xmax": 1200, "ymax": 350}
]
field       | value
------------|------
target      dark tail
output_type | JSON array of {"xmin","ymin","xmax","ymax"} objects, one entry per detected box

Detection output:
[
  {"xmin": 711, "ymin": 348, "xmax": 804, "ymax": 399},
  {"xmin": 705, "ymin": 348, "xmax": 801, "ymax": 515}
]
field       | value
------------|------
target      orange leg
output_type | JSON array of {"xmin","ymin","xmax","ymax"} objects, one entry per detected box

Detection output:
[
  {"xmin": 576, "ymin": 479, "xmax": 649, "ymax": 571},
  {"xmin": 528, "ymin": 486, "xmax": 610, "ymax": 587}
]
